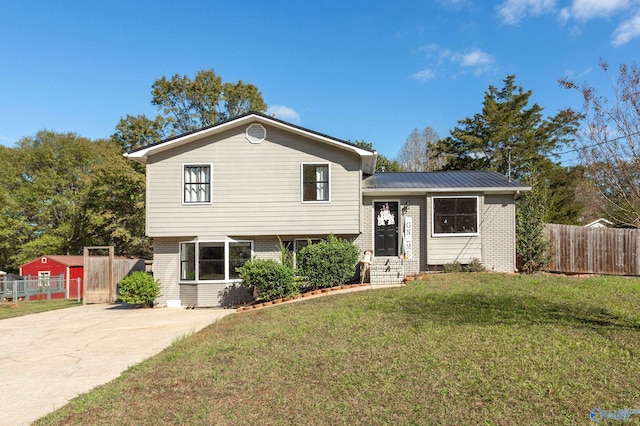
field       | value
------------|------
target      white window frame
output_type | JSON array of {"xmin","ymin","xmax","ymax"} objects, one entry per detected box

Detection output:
[
  {"xmin": 431, "ymin": 196, "xmax": 480, "ymax": 237},
  {"xmin": 301, "ymin": 162, "xmax": 330, "ymax": 203},
  {"xmin": 182, "ymin": 163, "xmax": 213, "ymax": 205},
  {"xmin": 38, "ymin": 271, "xmax": 51, "ymax": 287},
  {"xmin": 179, "ymin": 239, "xmax": 254, "ymax": 283}
]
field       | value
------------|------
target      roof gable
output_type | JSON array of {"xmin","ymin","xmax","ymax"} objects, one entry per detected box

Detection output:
[{"xmin": 125, "ymin": 112, "xmax": 378, "ymax": 174}]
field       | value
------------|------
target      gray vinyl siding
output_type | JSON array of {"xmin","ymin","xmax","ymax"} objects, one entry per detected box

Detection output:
[
  {"xmin": 426, "ymin": 195, "xmax": 483, "ymax": 265},
  {"xmin": 145, "ymin": 124, "xmax": 362, "ymax": 237},
  {"xmin": 481, "ymin": 194, "xmax": 517, "ymax": 272}
]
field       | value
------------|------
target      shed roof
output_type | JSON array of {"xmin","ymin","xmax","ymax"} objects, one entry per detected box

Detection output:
[
  {"xmin": 22, "ymin": 256, "xmax": 85, "ymax": 268},
  {"xmin": 363, "ymin": 171, "xmax": 530, "ymax": 194}
]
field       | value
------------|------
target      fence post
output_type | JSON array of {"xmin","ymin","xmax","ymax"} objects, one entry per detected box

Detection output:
[{"xmin": 77, "ymin": 278, "xmax": 81, "ymax": 303}]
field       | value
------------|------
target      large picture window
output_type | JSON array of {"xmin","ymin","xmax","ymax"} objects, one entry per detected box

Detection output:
[
  {"xmin": 184, "ymin": 164, "xmax": 211, "ymax": 203},
  {"xmin": 433, "ymin": 197, "xmax": 478, "ymax": 235},
  {"xmin": 180, "ymin": 240, "xmax": 252, "ymax": 281},
  {"xmin": 302, "ymin": 163, "xmax": 329, "ymax": 202}
]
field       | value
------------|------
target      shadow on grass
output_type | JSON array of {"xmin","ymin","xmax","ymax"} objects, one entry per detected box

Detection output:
[{"xmin": 397, "ymin": 292, "xmax": 639, "ymax": 330}]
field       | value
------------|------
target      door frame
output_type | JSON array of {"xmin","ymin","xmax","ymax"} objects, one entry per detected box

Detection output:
[{"xmin": 372, "ymin": 199, "xmax": 401, "ymax": 257}]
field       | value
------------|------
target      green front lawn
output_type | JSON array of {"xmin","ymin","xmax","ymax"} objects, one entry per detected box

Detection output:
[
  {"xmin": 37, "ymin": 273, "xmax": 640, "ymax": 425},
  {"xmin": 0, "ymin": 299, "xmax": 80, "ymax": 320}
]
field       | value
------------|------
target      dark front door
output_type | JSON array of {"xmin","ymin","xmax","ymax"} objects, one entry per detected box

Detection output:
[{"xmin": 374, "ymin": 202, "xmax": 399, "ymax": 257}]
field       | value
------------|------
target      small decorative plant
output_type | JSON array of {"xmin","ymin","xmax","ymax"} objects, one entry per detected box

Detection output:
[{"xmin": 118, "ymin": 271, "xmax": 161, "ymax": 308}]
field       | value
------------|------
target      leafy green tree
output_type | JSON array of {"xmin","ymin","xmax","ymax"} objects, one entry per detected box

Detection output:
[
  {"xmin": 438, "ymin": 74, "xmax": 578, "ymax": 179},
  {"xmin": 112, "ymin": 114, "xmax": 166, "ymax": 153},
  {"xmin": 10, "ymin": 131, "xmax": 99, "ymax": 264},
  {"xmin": 83, "ymin": 142, "xmax": 150, "ymax": 257},
  {"xmin": 113, "ymin": 69, "xmax": 267, "ymax": 149},
  {"xmin": 0, "ymin": 132, "xmax": 149, "ymax": 271},
  {"xmin": 0, "ymin": 146, "xmax": 30, "ymax": 272},
  {"xmin": 545, "ymin": 165, "xmax": 584, "ymax": 224},
  {"xmin": 353, "ymin": 140, "xmax": 405, "ymax": 172}
]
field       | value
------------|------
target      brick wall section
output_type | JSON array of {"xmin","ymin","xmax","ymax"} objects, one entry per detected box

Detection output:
[
  {"xmin": 356, "ymin": 196, "xmax": 424, "ymax": 283},
  {"xmin": 481, "ymin": 194, "xmax": 517, "ymax": 272}
]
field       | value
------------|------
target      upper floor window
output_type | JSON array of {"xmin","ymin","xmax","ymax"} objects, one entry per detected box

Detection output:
[
  {"xmin": 433, "ymin": 196, "xmax": 479, "ymax": 235},
  {"xmin": 184, "ymin": 164, "xmax": 211, "ymax": 204},
  {"xmin": 302, "ymin": 163, "xmax": 329, "ymax": 202}
]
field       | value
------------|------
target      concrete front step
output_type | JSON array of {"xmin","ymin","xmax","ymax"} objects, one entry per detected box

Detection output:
[{"xmin": 369, "ymin": 259, "xmax": 407, "ymax": 285}]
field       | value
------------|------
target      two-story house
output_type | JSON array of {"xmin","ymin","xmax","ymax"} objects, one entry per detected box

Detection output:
[{"xmin": 126, "ymin": 112, "xmax": 529, "ymax": 307}]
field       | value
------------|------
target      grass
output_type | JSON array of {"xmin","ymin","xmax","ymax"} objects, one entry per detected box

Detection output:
[
  {"xmin": 36, "ymin": 273, "xmax": 640, "ymax": 425},
  {"xmin": 0, "ymin": 299, "xmax": 80, "ymax": 320}
]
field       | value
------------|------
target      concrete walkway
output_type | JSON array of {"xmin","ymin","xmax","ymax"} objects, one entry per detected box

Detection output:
[{"xmin": 0, "ymin": 304, "xmax": 234, "ymax": 426}]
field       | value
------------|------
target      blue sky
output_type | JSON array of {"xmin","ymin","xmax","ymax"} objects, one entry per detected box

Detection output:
[{"xmin": 1, "ymin": 0, "xmax": 639, "ymax": 162}]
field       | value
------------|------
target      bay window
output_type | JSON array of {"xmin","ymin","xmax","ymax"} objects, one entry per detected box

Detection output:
[{"xmin": 180, "ymin": 240, "xmax": 252, "ymax": 281}]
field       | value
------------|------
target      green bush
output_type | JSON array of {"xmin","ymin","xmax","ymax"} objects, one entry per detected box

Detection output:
[
  {"xmin": 118, "ymin": 271, "xmax": 161, "ymax": 308},
  {"xmin": 464, "ymin": 258, "xmax": 486, "ymax": 272},
  {"xmin": 297, "ymin": 234, "xmax": 359, "ymax": 289},
  {"xmin": 443, "ymin": 261, "xmax": 463, "ymax": 273},
  {"xmin": 237, "ymin": 259, "xmax": 296, "ymax": 301},
  {"xmin": 516, "ymin": 174, "xmax": 550, "ymax": 274},
  {"xmin": 443, "ymin": 259, "xmax": 486, "ymax": 273}
]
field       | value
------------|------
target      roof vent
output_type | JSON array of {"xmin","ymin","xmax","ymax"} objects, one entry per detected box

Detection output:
[{"xmin": 246, "ymin": 123, "xmax": 266, "ymax": 144}]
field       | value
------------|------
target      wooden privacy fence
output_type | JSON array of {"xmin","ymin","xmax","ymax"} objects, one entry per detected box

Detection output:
[
  {"xmin": 545, "ymin": 224, "xmax": 640, "ymax": 276},
  {"xmin": 84, "ymin": 246, "xmax": 147, "ymax": 304}
]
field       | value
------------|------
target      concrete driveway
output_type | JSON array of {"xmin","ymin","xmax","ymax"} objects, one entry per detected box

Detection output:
[{"xmin": 0, "ymin": 303, "xmax": 234, "ymax": 426}]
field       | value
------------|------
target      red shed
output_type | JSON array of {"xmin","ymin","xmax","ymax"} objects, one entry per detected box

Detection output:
[{"xmin": 20, "ymin": 255, "xmax": 84, "ymax": 299}]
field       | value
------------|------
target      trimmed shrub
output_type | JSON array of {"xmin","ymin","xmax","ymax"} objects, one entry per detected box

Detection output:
[
  {"xmin": 443, "ymin": 261, "xmax": 463, "ymax": 273},
  {"xmin": 297, "ymin": 234, "xmax": 359, "ymax": 289},
  {"xmin": 516, "ymin": 175, "xmax": 550, "ymax": 274},
  {"xmin": 237, "ymin": 259, "xmax": 296, "ymax": 302},
  {"xmin": 443, "ymin": 259, "xmax": 486, "ymax": 273},
  {"xmin": 118, "ymin": 271, "xmax": 161, "ymax": 308},
  {"xmin": 464, "ymin": 258, "xmax": 486, "ymax": 272}
]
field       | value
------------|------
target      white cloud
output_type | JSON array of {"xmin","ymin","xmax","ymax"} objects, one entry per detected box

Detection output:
[
  {"xmin": 267, "ymin": 105, "xmax": 301, "ymax": 123},
  {"xmin": 497, "ymin": 0, "xmax": 557, "ymax": 25},
  {"xmin": 499, "ymin": 0, "xmax": 640, "ymax": 45},
  {"xmin": 411, "ymin": 46, "xmax": 495, "ymax": 82},
  {"xmin": 568, "ymin": 0, "xmax": 633, "ymax": 21},
  {"xmin": 410, "ymin": 69, "xmax": 437, "ymax": 81},
  {"xmin": 612, "ymin": 10, "xmax": 640, "ymax": 45},
  {"xmin": 458, "ymin": 49, "xmax": 495, "ymax": 67}
]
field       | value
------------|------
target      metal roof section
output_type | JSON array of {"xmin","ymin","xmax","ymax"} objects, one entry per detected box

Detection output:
[
  {"xmin": 124, "ymin": 111, "xmax": 378, "ymax": 175},
  {"xmin": 363, "ymin": 171, "xmax": 530, "ymax": 194}
]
